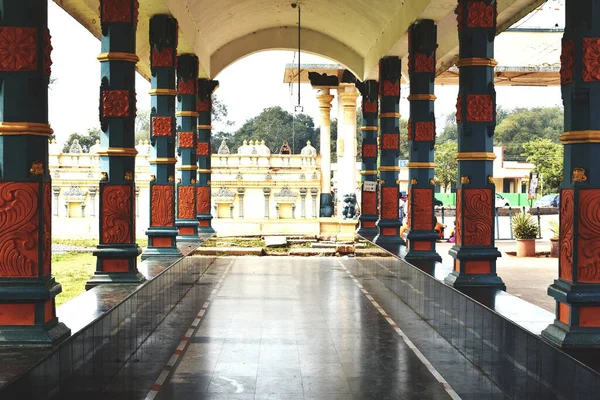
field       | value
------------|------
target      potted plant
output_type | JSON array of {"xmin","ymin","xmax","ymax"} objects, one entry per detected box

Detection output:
[
  {"xmin": 548, "ymin": 219, "xmax": 559, "ymax": 258},
  {"xmin": 512, "ymin": 213, "xmax": 539, "ymax": 257}
]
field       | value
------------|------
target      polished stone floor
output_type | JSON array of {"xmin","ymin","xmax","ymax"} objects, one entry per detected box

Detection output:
[{"xmin": 142, "ymin": 257, "xmax": 505, "ymax": 400}]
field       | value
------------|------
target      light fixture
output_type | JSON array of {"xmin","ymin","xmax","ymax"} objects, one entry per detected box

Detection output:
[{"xmin": 292, "ymin": 2, "xmax": 303, "ymax": 113}]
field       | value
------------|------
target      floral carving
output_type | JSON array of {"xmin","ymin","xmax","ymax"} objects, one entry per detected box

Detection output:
[
  {"xmin": 151, "ymin": 185, "xmax": 174, "ymax": 227},
  {"xmin": 178, "ymin": 186, "xmax": 195, "ymax": 219},
  {"xmin": 152, "ymin": 116, "xmax": 172, "ymax": 136},
  {"xmin": 0, "ymin": 27, "xmax": 38, "ymax": 72},
  {"xmin": 178, "ymin": 78, "xmax": 195, "ymax": 95},
  {"xmin": 197, "ymin": 187, "xmax": 210, "ymax": 214},
  {"xmin": 361, "ymin": 191, "xmax": 376, "ymax": 215},
  {"xmin": 382, "ymin": 187, "xmax": 399, "ymax": 220},
  {"xmin": 362, "ymin": 144, "xmax": 377, "ymax": 158},
  {"xmin": 0, "ymin": 183, "xmax": 39, "ymax": 277},
  {"xmin": 43, "ymin": 183, "xmax": 51, "ymax": 276},
  {"xmin": 456, "ymin": 97, "xmax": 463, "ymax": 123},
  {"xmin": 414, "ymin": 53, "xmax": 434, "ymax": 73},
  {"xmin": 383, "ymin": 81, "xmax": 400, "ymax": 97},
  {"xmin": 462, "ymin": 189, "xmax": 492, "ymax": 246},
  {"xmin": 178, "ymin": 132, "xmax": 195, "ymax": 148},
  {"xmin": 382, "ymin": 134, "xmax": 398, "ymax": 150},
  {"xmin": 408, "ymin": 122, "xmax": 413, "ymax": 141},
  {"xmin": 411, "ymin": 188, "xmax": 433, "ymax": 231},
  {"xmin": 197, "ymin": 99, "xmax": 211, "ymax": 112},
  {"xmin": 467, "ymin": 1, "xmax": 495, "ymax": 28},
  {"xmin": 560, "ymin": 40, "xmax": 574, "ymax": 85},
  {"xmin": 101, "ymin": 185, "xmax": 131, "ymax": 244},
  {"xmin": 415, "ymin": 122, "xmax": 435, "ymax": 141},
  {"xmin": 102, "ymin": 0, "xmax": 132, "ymax": 23},
  {"xmin": 197, "ymin": 142, "xmax": 209, "ymax": 156},
  {"xmin": 466, "ymin": 94, "xmax": 493, "ymax": 122},
  {"xmin": 152, "ymin": 47, "xmax": 173, "ymax": 68},
  {"xmin": 363, "ymin": 100, "xmax": 377, "ymax": 114},
  {"xmin": 560, "ymin": 189, "xmax": 573, "ymax": 282},
  {"xmin": 43, "ymin": 29, "xmax": 52, "ymax": 76},
  {"xmin": 103, "ymin": 90, "xmax": 130, "ymax": 118},
  {"xmin": 577, "ymin": 189, "xmax": 600, "ymax": 282},
  {"xmin": 583, "ymin": 38, "xmax": 600, "ymax": 82}
]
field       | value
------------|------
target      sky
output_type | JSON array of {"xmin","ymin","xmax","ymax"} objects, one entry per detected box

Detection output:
[{"xmin": 48, "ymin": 0, "xmax": 565, "ymax": 145}]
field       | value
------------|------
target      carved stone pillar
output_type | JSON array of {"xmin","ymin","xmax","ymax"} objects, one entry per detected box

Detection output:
[
  {"xmin": 143, "ymin": 15, "xmax": 181, "ymax": 258},
  {"xmin": 237, "ymin": 188, "xmax": 245, "ymax": 218},
  {"xmin": 0, "ymin": 0, "xmax": 70, "ymax": 345},
  {"xmin": 445, "ymin": 0, "xmax": 505, "ymax": 294},
  {"xmin": 316, "ymin": 88, "xmax": 334, "ymax": 217},
  {"xmin": 264, "ymin": 188, "xmax": 271, "ymax": 218},
  {"xmin": 89, "ymin": 0, "xmax": 145, "ymax": 290},
  {"xmin": 311, "ymin": 188, "xmax": 319, "ymax": 218},
  {"xmin": 300, "ymin": 187, "xmax": 307, "ymax": 218},
  {"xmin": 88, "ymin": 187, "xmax": 97, "ymax": 217},
  {"xmin": 197, "ymin": 79, "xmax": 218, "ymax": 233},
  {"xmin": 53, "ymin": 187, "xmax": 60, "ymax": 217},
  {"xmin": 337, "ymin": 85, "xmax": 359, "ymax": 217}
]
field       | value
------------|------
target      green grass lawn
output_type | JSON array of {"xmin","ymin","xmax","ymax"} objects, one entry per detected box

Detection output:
[
  {"xmin": 53, "ymin": 238, "xmax": 148, "ymax": 249},
  {"xmin": 52, "ymin": 252, "xmax": 96, "ymax": 306}
]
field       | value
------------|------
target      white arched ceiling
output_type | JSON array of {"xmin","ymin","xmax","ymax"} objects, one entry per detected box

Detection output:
[{"xmin": 55, "ymin": 0, "xmax": 548, "ymax": 81}]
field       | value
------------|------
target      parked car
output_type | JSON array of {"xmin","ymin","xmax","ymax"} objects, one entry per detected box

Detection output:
[
  {"xmin": 495, "ymin": 193, "xmax": 510, "ymax": 208},
  {"xmin": 534, "ymin": 194, "xmax": 559, "ymax": 208}
]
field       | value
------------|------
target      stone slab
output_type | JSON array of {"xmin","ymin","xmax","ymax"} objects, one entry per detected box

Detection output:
[
  {"xmin": 289, "ymin": 248, "xmax": 336, "ymax": 256},
  {"xmin": 264, "ymin": 236, "xmax": 288, "ymax": 247}
]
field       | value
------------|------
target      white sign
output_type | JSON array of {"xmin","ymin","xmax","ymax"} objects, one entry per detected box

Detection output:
[{"xmin": 363, "ymin": 181, "xmax": 376, "ymax": 192}]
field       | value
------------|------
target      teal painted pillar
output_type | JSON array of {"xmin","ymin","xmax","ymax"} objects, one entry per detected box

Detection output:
[
  {"xmin": 542, "ymin": 0, "xmax": 600, "ymax": 348},
  {"xmin": 88, "ymin": 0, "xmax": 144, "ymax": 289},
  {"xmin": 0, "ymin": 0, "xmax": 70, "ymax": 345},
  {"xmin": 142, "ymin": 15, "xmax": 182, "ymax": 259},
  {"xmin": 196, "ymin": 79, "xmax": 218, "ymax": 234},
  {"xmin": 356, "ymin": 80, "xmax": 379, "ymax": 238},
  {"xmin": 175, "ymin": 55, "xmax": 200, "ymax": 241},
  {"xmin": 405, "ymin": 20, "xmax": 442, "ymax": 268},
  {"xmin": 445, "ymin": 0, "xmax": 505, "ymax": 292},
  {"xmin": 374, "ymin": 57, "xmax": 404, "ymax": 246}
]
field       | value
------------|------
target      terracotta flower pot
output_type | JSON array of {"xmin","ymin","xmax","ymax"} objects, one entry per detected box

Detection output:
[
  {"xmin": 550, "ymin": 238, "xmax": 559, "ymax": 258},
  {"xmin": 516, "ymin": 239, "xmax": 536, "ymax": 257}
]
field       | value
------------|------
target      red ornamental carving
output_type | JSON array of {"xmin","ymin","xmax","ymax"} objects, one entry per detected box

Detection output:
[
  {"xmin": 197, "ymin": 99, "xmax": 211, "ymax": 112},
  {"xmin": 43, "ymin": 29, "xmax": 52, "ymax": 76},
  {"xmin": 462, "ymin": 189, "xmax": 492, "ymax": 246},
  {"xmin": 414, "ymin": 53, "xmax": 434, "ymax": 73},
  {"xmin": 467, "ymin": 1, "xmax": 494, "ymax": 28},
  {"xmin": 560, "ymin": 40, "xmax": 574, "ymax": 85},
  {"xmin": 560, "ymin": 189, "xmax": 573, "ymax": 282},
  {"xmin": 102, "ymin": 0, "xmax": 132, "ymax": 23},
  {"xmin": 466, "ymin": 95, "xmax": 493, "ymax": 122},
  {"xmin": 363, "ymin": 144, "xmax": 377, "ymax": 158},
  {"xmin": 178, "ymin": 78, "xmax": 195, "ymax": 95},
  {"xmin": 456, "ymin": 97, "xmax": 463, "ymax": 123},
  {"xmin": 197, "ymin": 142, "xmax": 209, "ymax": 156},
  {"xmin": 0, "ymin": 27, "xmax": 38, "ymax": 72},
  {"xmin": 382, "ymin": 187, "xmax": 399, "ymax": 220},
  {"xmin": 455, "ymin": 5, "xmax": 464, "ymax": 30},
  {"xmin": 178, "ymin": 186, "xmax": 195, "ymax": 219},
  {"xmin": 415, "ymin": 122, "xmax": 435, "ymax": 141},
  {"xmin": 411, "ymin": 189, "xmax": 433, "ymax": 231},
  {"xmin": 43, "ymin": 183, "xmax": 51, "ymax": 276},
  {"xmin": 152, "ymin": 47, "xmax": 173, "ymax": 68},
  {"xmin": 582, "ymin": 38, "xmax": 600, "ymax": 82},
  {"xmin": 363, "ymin": 100, "xmax": 377, "ymax": 114},
  {"xmin": 178, "ymin": 132, "xmax": 195, "ymax": 148},
  {"xmin": 362, "ymin": 191, "xmax": 376, "ymax": 215},
  {"xmin": 152, "ymin": 116, "xmax": 172, "ymax": 136},
  {"xmin": 0, "ymin": 182, "xmax": 39, "ymax": 277},
  {"xmin": 576, "ymin": 189, "xmax": 600, "ymax": 282},
  {"xmin": 101, "ymin": 185, "xmax": 131, "ymax": 244},
  {"xmin": 382, "ymin": 134, "xmax": 398, "ymax": 150},
  {"xmin": 151, "ymin": 185, "xmax": 174, "ymax": 227},
  {"xmin": 197, "ymin": 187, "xmax": 210, "ymax": 214},
  {"xmin": 383, "ymin": 81, "xmax": 400, "ymax": 97},
  {"xmin": 407, "ymin": 122, "xmax": 413, "ymax": 141},
  {"xmin": 103, "ymin": 90, "xmax": 130, "ymax": 118},
  {"xmin": 455, "ymin": 189, "xmax": 462, "ymax": 245}
]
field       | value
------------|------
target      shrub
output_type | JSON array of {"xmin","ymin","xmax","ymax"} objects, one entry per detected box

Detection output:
[
  {"xmin": 548, "ymin": 219, "xmax": 560, "ymax": 239},
  {"xmin": 512, "ymin": 213, "xmax": 539, "ymax": 240}
]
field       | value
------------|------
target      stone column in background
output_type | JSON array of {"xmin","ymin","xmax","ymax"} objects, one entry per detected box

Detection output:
[
  {"xmin": 336, "ymin": 84, "xmax": 359, "ymax": 217},
  {"xmin": 300, "ymin": 187, "xmax": 307, "ymax": 218},
  {"xmin": 237, "ymin": 188, "xmax": 245, "ymax": 218},
  {"xmin": 264, "ymin": 188, "xmax": 271, "ymax": 218},
  {"xmin": 316, "ymin": 88, "xmax": 334, "ymax": 217}
]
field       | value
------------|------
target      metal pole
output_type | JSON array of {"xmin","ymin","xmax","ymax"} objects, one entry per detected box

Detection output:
[
  {"xmin": 495, "ymin": 207, "xmax": 500, "ymax": 240},
  {"xmin": 537, "ymin": 207, "xmax": 542, "ymax": 239}
]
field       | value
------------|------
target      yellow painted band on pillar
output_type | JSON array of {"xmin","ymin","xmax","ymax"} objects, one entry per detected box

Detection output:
[
  {"xmin": 379, "ymin": 112, "xmax": 401, "ymax": 118},
  {"xmin": 149, "ymin": 158, "xmax": 177, "ymax": 165},
  {"xmin": 197, "ymin": 125, "xmax": 212, "ymax": 130},
  {"xmin": 96, "ymin": 147, "xmax": 139, "ymax": 157},
  {"xmin": 177, "ymin": 166, "xmax": 198, "ymax": 171},
  {"xmin": 379, "ymin": 166, "xmax": 401, "ymax": 172},
  {"xmin": 407, "ymin": 162, "xmax": 436, "ymax": 168},
  {"xmin": 97, "ymin": 52, "xmax": 140, "ymax": 63},
  {"xmin": 197, "ymin": 169, "xmax": 212, "ymax": 174},
  {"xmin": 560, "ymin": 130, "xmax": 600, "ymax": 144},
  {"xmin": 361, "ymin": 126, "xmax": 378, "ymax": 131},
  {"xmin": 360, "ymin": 170, "xmax": 378, "ymax": 175},
  {"xmin": 149, "ymin": 89, "xmax": 177, "ymax": 96},
  {"xmin": 0, "ymin": 122, "xmax": 53, "ymax": 137},
  {"xmin": 407, "ymin": 94, "xmax": 437, "ymax": 101},
  {"xmin": 176, "ymin": 111, "xmax": 199, "ymax": 117},
  {"xmin": 456, "ymin": 58, "xmax": 498, "ymax": 67},
  {"xmin": 456, "ymin": 152, "xmax": 497, "ymax": 161}
]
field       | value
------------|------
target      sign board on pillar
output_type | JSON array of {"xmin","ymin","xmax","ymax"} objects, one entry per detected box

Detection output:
[{"xmin": 363, "ymin": 181, "xmax": 376, "ymax": 192}]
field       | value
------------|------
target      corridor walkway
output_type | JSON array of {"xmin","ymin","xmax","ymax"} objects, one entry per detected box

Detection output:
[{"xmin": 147, "ymin": 257, "xmax": 504, "ymax": 400}]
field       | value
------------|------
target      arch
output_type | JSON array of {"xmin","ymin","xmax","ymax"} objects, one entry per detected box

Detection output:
[{"xmin": 210, "ymin": 27, "xmax": 364, "ymax": 79}]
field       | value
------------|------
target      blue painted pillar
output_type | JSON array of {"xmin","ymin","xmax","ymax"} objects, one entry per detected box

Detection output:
[
  {"xmin": 143, "ymin": 15, "xmax": 182, "ymax": 259},
  {"xmin": 175, "ymin": 55, "xmax": 200, "ymax": 241},
  {"xmin": 88, "ymin": 0, "xmax": 145, "ymax": 289},
  {"xmin": 405, "ymin": 20, "xmax": 442, "ymax": 267},
  {"xmin": 0, "ymin": 0, "xmax": 70, "ymax": 345},
  {"xmin": 196, "ymin": 79, "xmax": 218, "ymax": 234},
  {"xmin": 356, "ymin": 80, "xmax": 379, "ymax": 238},
  {"xmin": 445, "ymin": 0, "xmax": 505, "ymax": 292},
  {"xmin": 542, "ymin": 0, "xmax": 600, "ymax": 348},
  {"xmin": 374, "ymin": 57, "xmax": 404, "ymax": 246}
]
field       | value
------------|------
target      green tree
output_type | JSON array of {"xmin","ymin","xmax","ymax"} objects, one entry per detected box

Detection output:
[
  {"xmin": 434, "ymin": 141, "xmax": 458, "ymax": 191},
  {"xmin": 62, "ymin": 128, "xmax": 101, "ymax": 153},
  {"xmin": 522, "ymin": 138, "xmax": 564, "ymax": 195}
]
